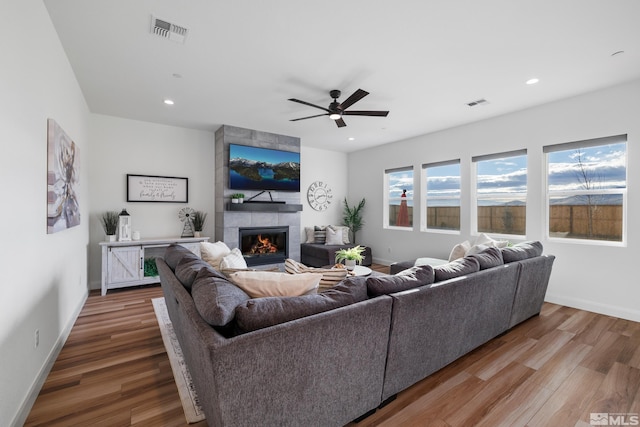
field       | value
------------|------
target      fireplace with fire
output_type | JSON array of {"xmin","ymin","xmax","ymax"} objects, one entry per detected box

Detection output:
[{"xmin": 238, "ymin": 226, "xmax": 288, "ymax": 266}]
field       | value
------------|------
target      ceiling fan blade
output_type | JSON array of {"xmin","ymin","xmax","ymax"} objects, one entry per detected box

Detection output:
[
  {"xmin": 290, "ymin": 113, "xmax": 329, "ymax": 122},
  {"xmin": 338, "ymin": 89, "xmax": 369, "ymax": 110},
  {"xmin": 288, "ymin": 98, "xmax": 330, "ymax": 113},
  {"xmin": 342, "ymin": 110, "xmax": 389, "ymax": 117},
  {"xmin": 335, "ymin": 117, "xmax": 347, "ymax": 128}
]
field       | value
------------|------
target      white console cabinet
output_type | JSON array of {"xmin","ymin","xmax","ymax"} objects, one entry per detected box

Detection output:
[{"xmin": 99, "ymin": 237, "xmax": 209, "ymax": 296}]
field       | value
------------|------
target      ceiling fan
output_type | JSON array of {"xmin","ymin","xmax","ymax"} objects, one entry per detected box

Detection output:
[{"xmin": 288, "ymin": 89, "xmax": 389, "ymax": 128}]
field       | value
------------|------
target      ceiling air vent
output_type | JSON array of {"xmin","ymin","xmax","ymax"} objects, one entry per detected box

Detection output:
[
  {"xmin": 467, "ymin": 98, "xmax": 489, "ymax": 107},
  {"xmin": 151, "ymin": 16, "xmax": 188, "ymax": 44}
]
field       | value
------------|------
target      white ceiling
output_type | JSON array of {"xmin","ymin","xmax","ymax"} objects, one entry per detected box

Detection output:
[{"xmin": 44, "ymin": 0, "xmax": 640, "ymax": 153}]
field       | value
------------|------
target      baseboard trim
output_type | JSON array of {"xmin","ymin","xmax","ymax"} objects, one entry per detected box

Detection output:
[
  {"xmin": 545, "ymin": 293, "xmax": 640, "ymax": 323},
  {"xmin": 10, "ymin": 290, "xmax": 88, "ymax": 427}
]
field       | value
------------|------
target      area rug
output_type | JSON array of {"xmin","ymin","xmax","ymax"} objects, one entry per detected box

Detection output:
[{"xmin": 152, "ymin": 297, "xmax": 206, "ymax": 423}]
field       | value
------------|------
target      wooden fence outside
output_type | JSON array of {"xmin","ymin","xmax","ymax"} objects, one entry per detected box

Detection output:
[{"xmin": 389, "ymin": 204, "xmax": 622, "ymax": 240}]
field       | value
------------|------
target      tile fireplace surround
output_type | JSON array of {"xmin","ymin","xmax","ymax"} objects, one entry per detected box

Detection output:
[{"xmin": 214, "ymin": 125, "xmax": 302, "ymax": 267}]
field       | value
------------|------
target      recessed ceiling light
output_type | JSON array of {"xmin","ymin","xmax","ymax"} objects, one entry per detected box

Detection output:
[
  {"xmin": 164, "ymin": 99, "xmax": 175, "ymax": 105},
  {"xmin": 348, "ymin": 137, "xmax": 355, "ymax": 141},
  {"xmin": 526, "ymin": 78, "xmax": 539, "ymax": 85}
]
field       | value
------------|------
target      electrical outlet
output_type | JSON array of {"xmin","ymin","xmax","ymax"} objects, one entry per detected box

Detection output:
[{"xmin": 34, "ymin": 329, "xmax": 39, "ymax": 349}]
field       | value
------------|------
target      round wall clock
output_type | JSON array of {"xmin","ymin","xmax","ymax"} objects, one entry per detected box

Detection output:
[{"xmin": 307, "ymin": 181, "xmax": 333, "ymax": 211}]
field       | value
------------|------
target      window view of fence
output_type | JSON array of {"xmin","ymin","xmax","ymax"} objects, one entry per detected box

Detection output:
[
  {"xmin": 546, "ymin": 135, "xmax": 626, "ymax": 242},
  {"xmin": 474, "ymin": 151, "xmax": 527, "ymax": 236},
  {"xmin": 386, "ymin": 167, "xmax": 414, "ymax": 228},
  {"xmin": 424, "ymin": 161, "xmax": 460, "ymax": 231}
]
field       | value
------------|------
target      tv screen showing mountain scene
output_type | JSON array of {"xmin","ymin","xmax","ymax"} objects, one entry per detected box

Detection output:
[{"xmin": 229, "ymin": 144, "xmax": 301, "ymax": 192}]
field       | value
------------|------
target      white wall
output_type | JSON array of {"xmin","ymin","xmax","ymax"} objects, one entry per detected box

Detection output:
[
  {"xmin": 88, "ymin": 114, "xmax": 215, "ymax": 288},
  {"xmin": 0, "ymin": 1, "xmax": 91, "ymax": 425},
  {"xmin": 300, "ymin": 146, "xmax": 349, "ymax": 232},
  {"xmin": 348, "ymin": 79, "xmax": 640, "ymax": 322}
]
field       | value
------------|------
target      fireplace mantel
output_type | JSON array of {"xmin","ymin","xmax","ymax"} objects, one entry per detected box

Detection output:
[{"xmin": 227, "ymin": 202, "xmax": 303, "ymax": 212}]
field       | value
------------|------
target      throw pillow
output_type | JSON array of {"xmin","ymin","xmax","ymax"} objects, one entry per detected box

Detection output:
[
  {"xmin": 200, "ymin": 241, "xmax": 231, "ymax": 269},
  {"xmin": 433, "ymin": 257, "xmax": 480, "ymax": 282},
  {"xmin": 174, "ymin": 257, "xmax": 224, "ymax": 290},
  {"xmin": 501, "ymin": 241, "xmax": 543, "ymax": 263},
  {"xmin": 366, "ymin": 265, "xmax": 434, "ymax": 297},
  {"xmin": 466, "ymin": 246, "xmax": 504, "ymax": 270},
  {"xmin": 304, "ymin": 227, "xmax": 315, "ymax": 243},
  {"xmin": 448, "ymin": 240, "xmax": 471, "ymax": 261},
  {"xmin": 234, "ymin": 277, "xmax": 368, "ymax": 333},
  {"xmin": 314, "ymin": 225, "xmax": 327, "ymax": 244},
  {"xmin": 191, "ymin": 267, "xmax": 250, "ymax": 327},
  {"xmin": 228, "ymin": 271, "xmax": 322, "ymax": 298},
  {"xmin": 325, "ymin": 226, "xmax": 344, "ymax": 245},
  {"xmin": 474, "ymin": 233, "xmax": 509, "ymax": 249},
  {"xmin": 329, "ymin": 225, "xmax": 350, "ymax": 244},
  {"xmin": 164, "ymin": 244, "xmax": 200, "ymax": 270},
  {"xmin": 219, "ymin": 247, "xmax": 248, "ymax": 270}
]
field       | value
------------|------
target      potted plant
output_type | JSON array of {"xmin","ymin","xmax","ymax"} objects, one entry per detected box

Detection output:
[
  {"xmin": 342, "ymin": 198, "xmax": 366, "ymax": 244},
  {"xmin": 231, "ymin": 193, "xmax": 245, "ymax": 204},
  {"xmin": 192, "ymin": 211, "xmax": 207, "ymax": 237},
  {"xmin": 101, "ymin": 211, "xmax": 119, "ymax": 242},
  {"xmin": 334, "ymin": 245, "xmax": 366, "ymax": 271}
]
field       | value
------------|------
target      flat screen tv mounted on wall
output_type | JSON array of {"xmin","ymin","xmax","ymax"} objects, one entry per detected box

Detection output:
[{"xmin": 228, "ymin": 143, "xmax": 301, "ymax": 192}]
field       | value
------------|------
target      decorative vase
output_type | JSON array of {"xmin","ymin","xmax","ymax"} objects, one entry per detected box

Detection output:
[
  {"xmin": 107, "ymin": 234, "xmax": 116, "ymax": 242},
  {"xmin": 238, "ymin": 198, "xmax": 244, "ymax": 204},
  {"xmin": 194, "ymin": 231, "xmax": 201, "ymax": 238},
  {"xmin": 345, "ymin": 259, "xmax": 356, "ymax": 271},
  {"xmin": 232, "ymin": 198, "xmax": 239, "ymax": 204}
]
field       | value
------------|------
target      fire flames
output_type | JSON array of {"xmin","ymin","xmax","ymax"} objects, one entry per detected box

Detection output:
[{"xmin": 248, "ymin": 234, "xmax": 278, "ymax": 254}]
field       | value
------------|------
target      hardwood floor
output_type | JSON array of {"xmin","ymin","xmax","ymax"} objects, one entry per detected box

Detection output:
[{"xmin": 25, "ymin": 265, "xmax": 640, "ymax": 426}]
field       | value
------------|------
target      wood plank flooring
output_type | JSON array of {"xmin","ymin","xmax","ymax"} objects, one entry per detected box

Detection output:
[{"xmin": 25, "ymin": 264, "xmax": 640, "ymax": 426}]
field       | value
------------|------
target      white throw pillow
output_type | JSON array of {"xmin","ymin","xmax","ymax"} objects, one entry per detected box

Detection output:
[
  {"xmin": 325, "ymin": 226, "xmax": 344, "ymax": 245},
  {"xmin": 219, "ymin": 248, "xmax": 248, "ymax": 270},
  {"xmin": 304, "ymin": 227, "xmax": 316, "ymax": 243},
  {"xmin": 200, "ymin": 241, "xmax": 231, "ymax": 269},
  {"xmin": 473, "ymin": 233, "xmax": 509, "ymax": 249},
  {"xmin": 448, "ymin": 240, "xmax": 471, "ymax": 261},
  {"xmin": 229, "ymin": 271, "xmax": 322, "ymax": 298},
  {"xmin": 331, "ymin": 225, "xmax": 350, "ymax": 244}
]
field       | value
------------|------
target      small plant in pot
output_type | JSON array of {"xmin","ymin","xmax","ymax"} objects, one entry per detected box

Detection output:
[
  {"xmin": 101, "ymin": 211, "xmax": 119, "ymax": 241},
  {"xmin": 334, "ymin": 245, "xmax": 366, "ymax": 271},
  {"xmin": 192, "ymin": 211, "xmax": 207, "ymax": 237},
  {"xmin": 231, "ymin": 193, "xmax": 245, "ymax": 204}
]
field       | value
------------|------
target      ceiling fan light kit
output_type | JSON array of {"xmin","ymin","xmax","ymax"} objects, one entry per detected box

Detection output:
[{"xmin": 289, "ymin": 88, "xmax": 389, "ymax": 128}]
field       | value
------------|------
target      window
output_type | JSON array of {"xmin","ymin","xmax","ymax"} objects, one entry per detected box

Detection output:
[
  {"xmin": 423, "ymin": 160, "xmax": 460, "ymax": 231},
  {"xmin": 384, "ymin": 167, "xmax": 413, "ymax": 228},
  {"xmin": 545, "ymin": 135, "xmax": 627, "ymax": 243},
  {"xmin": 473, "ymin": 150, "xmax": 527, "ymax": 236}
]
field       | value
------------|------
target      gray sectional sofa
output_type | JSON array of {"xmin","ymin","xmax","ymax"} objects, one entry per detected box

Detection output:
[
  {"xmin": 300, "ymin": 242, "xmax": 373, "ymax": 267},
  {"xmin": 157, "ymin": 241, "xmax": 554, "ymax": 426}
]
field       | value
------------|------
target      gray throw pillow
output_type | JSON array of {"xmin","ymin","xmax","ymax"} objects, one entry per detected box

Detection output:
[
  {"xmin": 234, "ymin": 276, "xmax": 367, "ymax": 333},
  {"xmin": 191, "ymin": 268, "xmax": 250, "ymax": 327},
  {"xmin": 175, "ymin": 258, "xmax": 224, "ymax": 291},
  {"xmin": 501, "ymin": 241, "xmax": 543, "ymax": 263},
  {"xmin": 466, "ymin": 246, "xmax": 504, "ymax": 270},
  {"xmin": 366, "ymin": 265, "xmax": 434, "ymax": 297},
  {"xmin": 164, "ymin": 244, "xmax": 199, "ymax": 270},
  {"xmin": 433, "ymin": 257, "xmax": 480, "ymax": 282}
]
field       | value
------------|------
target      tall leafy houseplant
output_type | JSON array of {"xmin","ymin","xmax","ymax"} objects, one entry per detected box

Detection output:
[
  {"xmin": 342, "ymin": 198, "xmax": 365, "ymax": 244},
  {"xmin": 192, "ymin": 211, "xmax": 207, "ymax": 232},
  {"xmin": 101, "ymin": 211, "xmax": 119, "ymax": 241}
]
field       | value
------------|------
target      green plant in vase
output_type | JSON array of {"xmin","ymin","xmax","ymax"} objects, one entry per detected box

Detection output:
[
  {"xmin": 335, "ymin": 245, "xmax": 366, "ymax": 271},
  {"xmin": 342, "ymin": 198, "xmax": 365, "ymax": 244},
  {"xmin": 192, "ymin": 211, "xmax": 207, "ymax": 237},
  {"xmin": 101, "ymin": 211, "xmax": 119, "ymax": 241}
]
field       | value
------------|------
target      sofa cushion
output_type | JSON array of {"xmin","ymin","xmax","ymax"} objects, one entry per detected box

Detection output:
[
  {"xmin": 191, "ymin": 268, "xmax": 250, "ymax": 327},
  {"xmin": 200, "ymin": 241, "xmax": 231, "ymax": 269},
  {"xmin": 448, "ymin": 240, "xmax": 471, "ymax": 261},
  {"xmin": 466, "ymin": 246, "xmax": 504, "ymax": 270},
  {"xmin": 433, "ymin": 257, "xmax": 480, "ymax": 282},
  {"xmin": 325, "ymin": 226, "xmax": 344, "ymax": 245},
  {"xmin": 164, "ymin": 244, "xmax": 199, "ymax": 270},
  {"xmin": 366, "ymin": 265, "xmax": 434, "ymax": 297},
  {"xmin": 501, "ymin": 241, "xmax": 543, "ymax": 263},
  {"xmin": 174, "ymin": 257, "xmax": 224, "ymax": 290},
  {"xmin": 314, "ymin": 226, "xmax": 327, "ymax": 243},
  {"xmin": 234, "ymin": 277, "xmax": 368, "ymax": 333},
  {"xmin": 228, "ymin": 271, "xmax": 322, "ymax": 298}
]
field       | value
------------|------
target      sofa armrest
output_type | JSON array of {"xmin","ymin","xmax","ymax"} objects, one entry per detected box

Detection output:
[{"xmin": 389, "ymin": 259, "xmax": 417, "ymax": 275}]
